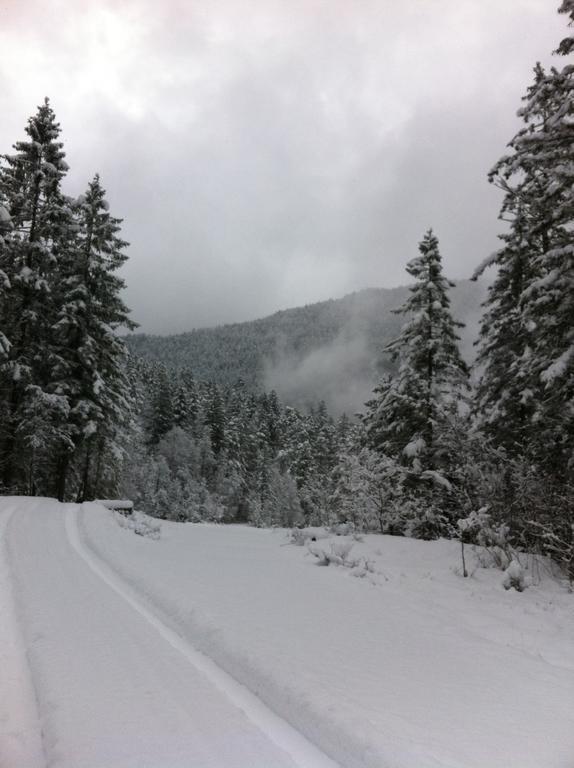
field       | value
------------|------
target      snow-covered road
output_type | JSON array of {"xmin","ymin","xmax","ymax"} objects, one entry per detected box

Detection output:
[
  {"xmin": 0, "ymin": 498, "xmax": 337, "ymax": 768},
  {"xmin": 3, "ymin": 497, "xmax": 574, "ymax": 768}
]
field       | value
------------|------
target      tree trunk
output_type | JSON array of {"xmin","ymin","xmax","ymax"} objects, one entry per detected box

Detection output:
[
  {"xmin": 77, "ymin": 442, "xmax": 92, "ymax": 502},
  {"xmin": 56, "ymin": 452, "xmax": 69, "ymax": 502},
  {"xmin": 1, "ymin": 384, "xmax": 20, "ymax": 491}
]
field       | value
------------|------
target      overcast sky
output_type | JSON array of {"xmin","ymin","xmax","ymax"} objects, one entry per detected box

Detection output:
[{"xmin": 0, "ymin": 0, "xmax": 567, "ymax": 334}]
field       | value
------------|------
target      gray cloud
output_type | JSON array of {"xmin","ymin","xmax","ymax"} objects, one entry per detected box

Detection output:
[{"xmin": 0, "ymin": 0, "xmax": 566, "ymax": 333}]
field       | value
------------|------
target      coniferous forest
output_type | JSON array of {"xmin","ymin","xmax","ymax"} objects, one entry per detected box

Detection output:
[{"xmin": 1, "ymin": 2, "xmax": 572, "ymax": 580}]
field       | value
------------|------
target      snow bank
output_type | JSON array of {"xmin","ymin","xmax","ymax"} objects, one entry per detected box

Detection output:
[{"xmin": 80, "ymin": 505, "xmax": 574, "ymax": 768}]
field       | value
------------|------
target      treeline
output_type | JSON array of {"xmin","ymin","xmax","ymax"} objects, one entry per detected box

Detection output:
[
  {"xmin": 0, "ymin": 101, "xmax": 136, "ymax": 500},
  {"xmin": 124, "ymin": 358, "xmax": 347, "ymax": 526}
]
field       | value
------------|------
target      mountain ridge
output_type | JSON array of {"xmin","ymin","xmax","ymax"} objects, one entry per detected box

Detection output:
[{"xmin": 125, "ymin": 280, "xmax": 486, "ymax": 413}]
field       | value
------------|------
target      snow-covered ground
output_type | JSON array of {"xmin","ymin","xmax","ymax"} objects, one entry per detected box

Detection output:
[
  {"xmin": 2, "ymin": 497, "xmax": 574, "ymax": 768},
  {"xmin": 0, "ymin": 499, "xmax": 333, "ymax": 768}
]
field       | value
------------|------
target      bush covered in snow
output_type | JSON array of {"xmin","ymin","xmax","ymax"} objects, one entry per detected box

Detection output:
[
  {"xmin": 502, "ymin": 560, "xmax": 527, "ymax": 592},
  {"xmin": 289, "ymin": 527, "xmax": 331, "ymax": 546},
  {"xmin": 307, "ymin": 538, "xmax": 357, "ymax": 567},
  {"xmin": 114, "ymin": 511, "xmax": 161, "ymax": 540}
]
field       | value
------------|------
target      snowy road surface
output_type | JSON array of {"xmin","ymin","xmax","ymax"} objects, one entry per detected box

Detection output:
[
  {"xmin": 2, "ymin": 497, "xmax": 574, "ymax": 768},
  {"xmin": 0, "ymin": 498, "xmax": 337, "ymax": 768}
]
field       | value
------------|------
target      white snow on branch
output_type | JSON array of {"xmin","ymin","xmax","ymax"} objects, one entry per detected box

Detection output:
[{"xmin": 541, "ymin": 346, "xmax": 574, "ymax": 384}]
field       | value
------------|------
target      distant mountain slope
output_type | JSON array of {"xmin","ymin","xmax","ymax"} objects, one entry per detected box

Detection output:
[{"xmin": 125, "ymin": 280, "xmax": 486, "ymax": 414}]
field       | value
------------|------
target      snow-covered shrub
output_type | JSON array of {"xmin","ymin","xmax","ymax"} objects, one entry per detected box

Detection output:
[
  {"xmin": 290, "ymin": 527, "xmax": 330, "ymax": 546},
  {"xmin": 307, "ymin": 543, "xmax": 331, "ymax": 566},
  {"xmin": 246, "ymin": 495, "xmax": 265, "ymax": 527},
  {"xmin": 457, "ymin": 507, "xmax": 512, "ymax": 572},
  {"xmin": 290, "ymin": 528, "xmax": 307, "ymax": 546},
  {"xmin": 331, "ymin": 539, "xmax": 354, "ymax": 562},
  {"xmin": 447, "ymin": 431, "xmax": 573, "ymax": 582},
  {"xmin": 331, "ymin": 522, "xmax": 352, "ymax": 536},
  {"xmin": 330, "ymin": 446, "xmax": 408, "ymax": 534},
  {"xmin": 261, "ymin": 467, "xmax": 304, "ymax": 527},
  {"xmin": 350, "ymin": 558, "xmax": 377, "ymax": 578},
  {"xmin": 115, "ymin": 511, "xmax": 161, "ymax": 540},
  {"xmin": 198, "ymin": 490, "xmax": 226, "ymax": 522},
  {"xmin": 502, "ymin": 560, "xmax": 526, "ymax": 592},
  {"xmin": 307, "ymin": 538, "xmax": 356, "ymax": 567},
  {"xmin": 527, "ymin": 518, "xmax": 574, "ymax": 587},
  {"xmin": 407, "ymin": 504, "xmax": 453, "ymax": 541}
]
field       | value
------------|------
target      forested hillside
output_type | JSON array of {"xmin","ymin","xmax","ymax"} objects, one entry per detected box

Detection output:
[{"xmin": 125, "ymin": 280, "xmax": 485, "ymax": 412}]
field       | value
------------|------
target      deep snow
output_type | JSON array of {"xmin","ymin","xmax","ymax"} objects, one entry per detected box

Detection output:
[
  {"xmin": 0, "ymin": 498, "xmax": 332, "ymax": 768},
  {"xmin": 2, "ymin": 497, "xmax": 574, "ymax": 768},
  {"xmin": 81, "ymin": 504, "xmax": 574, "ymax": 768}
]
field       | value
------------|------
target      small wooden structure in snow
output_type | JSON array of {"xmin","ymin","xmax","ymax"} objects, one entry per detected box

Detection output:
[{"xmin": 95, "ymin": 499, "xmax": 134, "ymax": 515}]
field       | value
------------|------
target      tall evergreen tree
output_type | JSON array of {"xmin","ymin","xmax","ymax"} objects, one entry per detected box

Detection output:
[
  {"xmin": 520, "ymin": 23, "xmax": 574, "ymax": 477},
  {"xmin": 473, "ymin": 162, "xmax": 541, "ymax": 455},
  {"xmin": 0, "ymin": 99, "xmax": 74, "ymax": 491},
  {"xmin": 53, "ymin": 175, "xmax": 137, "ymax": 499},
  {"xmin": 364, "ymin": 230, "xmax": 468, "ymax": 474},
  {"xmin": 205, "ymin": 383, "xmax": 225, "ymax": 455},
  {"xmin": 0, "ymin": 103, "xmax": 137, "ymax": 499},
  {"xmin": 146, "ymin": 366, "xmax": 175, "ymax": 446},
  {"xmin": 475, "ymin": 4, "xmax": 574, "ymax": 478}
]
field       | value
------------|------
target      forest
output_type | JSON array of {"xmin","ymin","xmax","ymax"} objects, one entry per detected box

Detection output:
[{"xmin": 0, "ymin": 0, "xmax": 572, "ymax": 581}]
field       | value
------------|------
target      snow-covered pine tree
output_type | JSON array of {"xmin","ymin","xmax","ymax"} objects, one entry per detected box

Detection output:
[
  {"xmin": 261, "ymin": 466, "xmax": 303, "ymax": 527},
  {"xmin": 473, "ymin": 173, "xmax": 540, "ymax": 455},
  {"xmin": 205, "ymin": 383, "xmax": 225, "ymax": 455},
  {"xmin": 519, "ymin": 21, "xmax": 574, "ymax": 478},
  {"xmin": 260, "ymin": 390, "xmax": 282, "ymax": 452},
  {"xmin": 146, "ymin": 365, "xmax": 175, "ymax": 446},
  {"xmin": 0, "ymin": 99, "xmax": 75, "ymax": 492},
  {"xmin": 475, "ymin": 3, "xmax": 573, "ymax": 479},
  {"xmin": 364, "ymin": 229, "xmax": 469, "ymax": 475},
  {"xmin": 52, "ymin": 175, "xmax": 137, "ymax": 500},
  {"xmin": 172, "ymin": 382, "xmax": 194, "ymax": 431}
]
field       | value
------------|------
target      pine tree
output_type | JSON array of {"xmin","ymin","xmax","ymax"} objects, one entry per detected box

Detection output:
[
  {"xmin": 172, "ymin": 382, "xmax": 194, "ymax": 431},
  {"xmin": 331, "ymin": 440, "xmax": 404, "ymax": 533},
  {"xmin": 473, "ymin": 182, "xmax": 540, "ymax": 454},
  {"xmin": 146, "ymin": 366, "xmax": 175, "ymax": 446},
  {"xmin": 56, "ymin": 175, "xmax": 136, "ymax": 500},
  {"xmin": 520, "ymin": 36, "xmax": 574, "ymax": 477},
  {"xmin": 0, "ymin": 99, "xmax": 75, "ymax": 491},
  {"xmin": 364, "ymin": 229, "xmax": 469, "ymax": 473},
  {"xmin": 475, "ymin": 4, "xmax": 574, "ymax": 478},
  {"xmin": 0, "ymin": 103, "xmax": 137, "ymax": 498},
  {"xmin": 262, "ymin": 466, "xmax": 303, "ymax": 527}
]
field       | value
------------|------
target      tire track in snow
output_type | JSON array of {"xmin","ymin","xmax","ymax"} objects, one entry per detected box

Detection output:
[
  {"xmin": 0, "ymin": 501, "xmax": 46, "ymax": 768},
  {"xmin": 65, "ymin": 505, "xmax": 339, "ymax": 768}
]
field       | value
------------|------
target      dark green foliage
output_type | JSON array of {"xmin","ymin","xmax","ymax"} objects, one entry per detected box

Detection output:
[
  {"xmin": 476, "ymin": 5, "xmax": 573, "ymax": 481},
  {"xmin": 471, "ymin": 2, "xmax": 574, "ymax": 575},
  {"xmin": 0, "ymin": 99, "xmax": 74, "ymax": 492},
  {"xmin": 364, "ymin": 230, "xmax": 469, "ymax": 470},
  {"xmin": 0, "ymin": 101, "xmax": 135, "ymax": 499}
]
